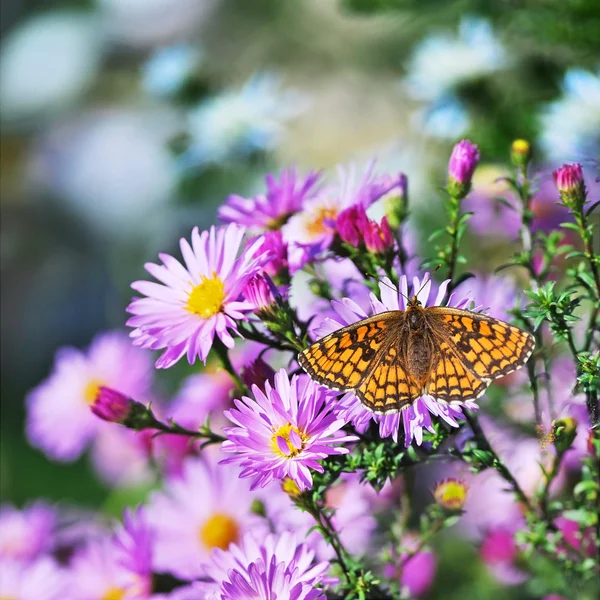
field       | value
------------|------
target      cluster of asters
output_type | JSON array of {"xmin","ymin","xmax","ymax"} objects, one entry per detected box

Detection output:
[{"xmin": 11, "ymin": 141, "xmax": 595, "ymax": 598}]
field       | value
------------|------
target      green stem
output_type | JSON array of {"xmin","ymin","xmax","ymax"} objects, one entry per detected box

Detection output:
[{"xmin": 212, "ymin": 338, "xmax": 248, "ymax": 394}]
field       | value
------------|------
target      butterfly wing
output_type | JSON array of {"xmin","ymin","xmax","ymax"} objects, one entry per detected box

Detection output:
[
  {"xmin": 426, "ymin": 307, "xmax": 535, "ymax": 381},
  {"xmin": 354, "ymin": 341, "xmax": 421, "ymax": 413},
  {"xmin": 298, "ymin": 311, "xmax": 401, "ymax": 391},
  {"xmin": 424, "ymin": 332, "xmax": 489, "ymax": 403}
]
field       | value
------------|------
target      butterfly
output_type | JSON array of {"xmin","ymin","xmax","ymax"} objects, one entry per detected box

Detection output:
[{"xmin": 298, "ymin": 295, "xmax": 535, "ymax": 414}]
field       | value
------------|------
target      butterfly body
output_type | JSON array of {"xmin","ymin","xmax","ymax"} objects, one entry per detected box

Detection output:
[{"xmin": 299, "ymin": 295, "xmax": 534, "ymax": 414}]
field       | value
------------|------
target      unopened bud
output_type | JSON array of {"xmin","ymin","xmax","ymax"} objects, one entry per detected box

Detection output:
[
  {"xmin": 433, "ymin": 478, "xmax": 468, "ymax": 511},
  {"xmin": 511, "ymin": 139, "xmax": 531, "ymax": 167},
  {"xmin": 551, "ymin": 417, "xmax": 578, "ymax": 453}
]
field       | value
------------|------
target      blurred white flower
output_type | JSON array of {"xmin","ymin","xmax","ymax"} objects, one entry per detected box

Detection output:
[
  {"xmin": 142, "ymin": 44, "xmax": 203, "ymax": 98},
  {"xmin": 182, "ymin": 73, "xmax": 308, "ymax": 167},
  {"xmin": 0, "ymin": 12, "xmax": 102, "ymax": 124},
  {"xmin": 98, "ymin": 0, "xmax": 219, "ymax": 47},
  {"xmin": 413, "ymin": 96, "xmax": 471, "ymax": 140},
  {"xmin": 404, "ymin": 17, "xmax": 507, "ymax": 100},
  {"xmin": 31, "ymin": 110, "xmax": 179, "ymax": 238},
  {"xmin": 540, "ymin": 68, "xmax": 600, "ymax": 161}
]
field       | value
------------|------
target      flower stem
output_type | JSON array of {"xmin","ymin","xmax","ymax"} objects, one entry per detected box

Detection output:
[{"xmin": 212, "ymin": 338, "xmax": 248, "ymax": 394}]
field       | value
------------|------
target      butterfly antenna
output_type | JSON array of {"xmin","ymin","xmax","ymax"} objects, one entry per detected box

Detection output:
[
  {"xmin": 365, "ymin": 273, "xmax": 411, "ymax": 302},
  {"xmin": 413, "ymin": 265, "xmax": 441, "ymax": 299}
]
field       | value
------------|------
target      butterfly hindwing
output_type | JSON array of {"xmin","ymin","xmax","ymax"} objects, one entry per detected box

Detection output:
[
  {"xmin": 425, "ymin": 334, "xmax": 489, "ymax": 403},
  {"xmin": 426, "ymin": 307, "xmax": 535, "ymax": 381},
  {"xmin": 298, "ymin": 311, "xmax": 401, "ymax": 391},
  {"xmin": 355, "ymin": 341, "xmax": 420, "ymax": 413}
]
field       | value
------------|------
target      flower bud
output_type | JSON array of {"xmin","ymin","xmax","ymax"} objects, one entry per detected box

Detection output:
[
  {"xmin": 91, "ymin": 386, "xmax": 133, "ymax": 423},
  {"xmin": 337, "ymin": 205, "xmax": 369, "ymax": 247},
  {"xmin": 433, "ymin": 478, "xmax": 468, "ymax": 511},
  {"xmin": 384, "ymin": 172, "xmax": 408, "ymax": 229},
  {"xmin": 241, "ymin": 357, "xmax": 276, "ymax": 390},
  {"xmin": 510, "ymin": 139, "xmax": 531, "ymax": 167},
  {"xmin": 551, "ymin": 417, "xmax": 578, "ymax": 453},
  {"xmin": 553, "ymin": 163, "xmax": 586, "ymax": 210},
  {"xmin": 253, "ymin": 230, "xmax": 288, "ymax": 279},
  {"xmin": 245, "ymin": 274, "xmax": 281, "ymax": 317},
  {"xmin": 364, "ymin": 216, "xmax": 394, "ymax": 255},
  {"xmin": 447, "ymin": 139, "xmax": 480, "ymax": 199}
]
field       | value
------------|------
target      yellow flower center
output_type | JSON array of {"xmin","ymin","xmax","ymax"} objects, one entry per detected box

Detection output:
[
  {"xmin": 271, "ymin": 423, "xmax": 307, "ymax": 457},
  {"xmin": 199, "ymin": 513, "xmax": 240, "ymax": 550},
  {"xmin": 83, "ymin": 379, "xmax": 102, "ymax": 405},
  {"xmin": 282, "ymin": 477, "xmax": 302, "ymax": 496},
  {"xmin": 186, "ymin": 275, "xmax": 226, "ymax": 318},
  {"xmin": 306, "ymin": 207, "xmax": 337, "ymax": 238},
  {"xmin": 102, "ymin": 588, "xmax": 126, "ymax": 600}
]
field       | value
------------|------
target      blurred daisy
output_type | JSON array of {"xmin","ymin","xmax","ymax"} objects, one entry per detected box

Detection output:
[
  {"xmin": 0, "ymin": 557, "xmax": 66, "ymax": 600},
  {"xmin": 313, "ymin": 274, "xmax": 476, "ymax": 446},
  {"xmin": 414, "ymin": 95, "xmax": 471, "ymax": 140},
  {"xmin": 25, "ymin": 331, "xmax": 152, "ymax": 461},
  {"xmin": 183, "ymin": 73, "xmax": 307, "ymax": 167},
  {"xmin": 70, "ymin": 509, "xmax": 153, "ymax": 600},
  {"xmin": 127, "ymin": 224, "xmax": 269, "ymax": 368},
  {"xmin": 221, "ymin": 369, "xmax": 357, "ymax": 491},
  {"xmin": 142, "ymin": 44, "xmax": 202, "ymax": 98},
  {"xmin": 145, "ymin": 455, "xmax": 267, "ymax": 580},
  {"xmin": 197, "ymin": 531, "xmax": 331, "ymax": 600},
  {"xmin": 404, "ymin": 17, "xmax": 507, "ymax": 101},
  {"xmin": 540, "ymin": 69, "xmax": 600, "ymax": 161},
  {"xmin": 0, "ymin": 502, "xmax": 57, "ymax": 562},
  {"xmin": 219, "ymin": 168, "xmax": 321, "ymax": 231}
]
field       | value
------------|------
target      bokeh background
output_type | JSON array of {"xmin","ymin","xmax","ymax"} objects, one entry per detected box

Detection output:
[{"xmin": 1, "ymin": 0, "xmax": 599, "ymax": 593}]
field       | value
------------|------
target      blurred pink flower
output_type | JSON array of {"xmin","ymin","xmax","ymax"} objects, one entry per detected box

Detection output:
[
  {"xmin": 219, "ymin": 168, "xmax": 321, "ymax": 230},
  {"xmin": 0, "ymin": 557, "xmax": 66, "ymax": 600},
  {"xmin": 384, "ymin": 535, "xmax": 437, "ymax": 597},
  {"xmin": 480, "ymin": 526, "xmax": 528, "ymax": 585},
  {"xmin": 145, "ymin": 455, "xmax": 268, "ymax": 580},
  {"xmin": 26, "ymin": 331, "xmax": 152, "ymax": 461},
  {"xmin": 0, "ymin": 502, "xmax": 57, "ymax": 562}
]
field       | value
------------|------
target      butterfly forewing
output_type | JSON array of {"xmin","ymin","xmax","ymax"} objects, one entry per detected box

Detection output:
[
  {"xmin": 425, "ymin": 307, "xmax": 535, "ymax": 380},
  {"xmin": 298, "ymin": 312, "xmax": 401, "ymax": 390}
]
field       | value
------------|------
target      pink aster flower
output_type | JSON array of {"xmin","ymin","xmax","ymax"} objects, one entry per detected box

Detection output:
[
  {"xmin": 282, "ymin": 163, "xmax": 404, "ymax": 271},
  {"xmin": 219, "ymin": 168, "xmax": 321, "ymax": 230},
  {"xmin": 0, "ymin": 557, "xmax": 66, "ymax": 600},
  {"xmin": 313, "ymin": 274, "xmax": 476, "ymax": 446},
  {"xmin": 26, "ymin": 331, "xmax": 152, "ymax": 461},
  {"xmin": 0, "ymin": 502, "xmax": 57, "ymax": 562},
  {"xmin": 197, "ymin": 531, "xmax": 331, "ymax": 600},
  {"xmin": 480, "ymin": 526, "xmax": 528, "ymax": 585},
  {"xmin": 127, "ymin": 224, "xmax": 270, "ymax": 368},
  {"xmin": 221, "ymin": 369, "xmax": 357, "ymax": 491},
  {"xmin": 145, "ymin": 454, "xmax": 268, "ymax": 580}
]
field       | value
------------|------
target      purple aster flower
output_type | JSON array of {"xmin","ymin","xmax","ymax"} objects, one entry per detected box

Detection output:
[
  {"xmin": 219, "ymin": 168, "xmax": 321, "ymax": 230},
  {"xmin": 0, "ymin": 502, "xmax": 57, "ymax": 562},
  {"xmin": 221, "ymin": 368, "xmax": 357, "ymax": 491},
  {"xmin": 0, "ymin": 557, "xmax": 66, "ymax": 600},
  {"xmin": 313, "ymin": 274, "xmax": 477, "ymax": 446},
  {"xmin": 241, "ymin": 356, "xmax": 277, "ymax": 390},
  {"xmin": 251, "ymin": 230, "xmax": 289, "ymax": 279},
  {"xmin": 127, "ymin": 224, "xmax": 270, "ymax": 368},
  {"xmin": 455, "ymin": 273, "xmax": 519, "ymax": 323},
  {"xmin": 245, "ymin": 273, "xmax": 281, "ymax": 315},
  {"xmin": 26, "ymin": 331, "xmax": 153, "ymax": 461},
  {"xmin": 282, "ymin": 163, "xmax": 403, "ymax": 272},
  {"xmin": 198, "ymin": 531, "xmax": 331, "ymax": 600},
  {"xmin": 145, "ymin": 454, "xmax": 268, "ymax": 580}
]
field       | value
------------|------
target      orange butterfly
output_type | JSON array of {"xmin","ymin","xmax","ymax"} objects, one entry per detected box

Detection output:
[{"xmin": 299, "ymin": 295, "xmax": 534, "ymax": 414}]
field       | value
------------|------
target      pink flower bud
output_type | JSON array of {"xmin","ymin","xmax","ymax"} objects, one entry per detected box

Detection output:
[
  {"xmin": 91, "ymin": 386, "xmax": 132, "ymax": 423},
  {"xmin": 337, "ymin": 205, "xmax": 369, "ymax": 247},
  {"xmin": 448, "ymin": 139, "xmax": 480, "ymax": 198},
  {"xmin": 553, "ymin": 163, "xmax": 586, "ymax": 209},
  {"xmin": 364, "ymin": 216, "xmax": 394, "ymax": 254}
]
